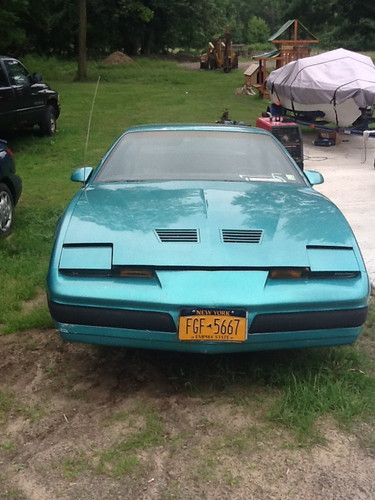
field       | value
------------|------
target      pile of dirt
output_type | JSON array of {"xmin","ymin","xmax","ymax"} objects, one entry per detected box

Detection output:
[{"xmin": 103, "ymin": 51, "xmax": 134, "ymax": 65}]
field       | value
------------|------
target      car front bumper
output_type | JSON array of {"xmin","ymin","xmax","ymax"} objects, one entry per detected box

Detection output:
[
  {"xmin": 47, "ymin": 269, "xmax": 370, "ymax": 353},
  {"xmin": 55, "ymin": 324, "xmax": 366, "ymax": 353}
]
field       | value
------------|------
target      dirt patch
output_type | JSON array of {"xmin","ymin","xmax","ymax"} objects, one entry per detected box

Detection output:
[
  {"xmin": 0, "ymin": 330, "xmax": 374, "ymax": 499},
  {"xmin": 21, "ymin": 288, "xmax": 46, "ymax": 314},
  {"xmin": 103, "ymin": 51, "xmax": 134, "ymax": 65},
  {"xmin": 179, "ymin": 60, "xmax": 252, "ymax": 71}
]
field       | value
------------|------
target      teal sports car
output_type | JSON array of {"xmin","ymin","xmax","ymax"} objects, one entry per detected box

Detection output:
[{"xmin": 47, "ymin": 125, "xmax": 370, "ymax": 353}]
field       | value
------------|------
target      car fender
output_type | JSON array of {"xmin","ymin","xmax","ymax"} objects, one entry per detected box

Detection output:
[{"xmin": 48, "ymin": 190, "xmax": 83, "ymax": 274}]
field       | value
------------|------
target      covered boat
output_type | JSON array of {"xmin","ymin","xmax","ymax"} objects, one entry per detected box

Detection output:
[{"xmin": 267, "ymin": 48, "xmax": 375, "ymax": 127}]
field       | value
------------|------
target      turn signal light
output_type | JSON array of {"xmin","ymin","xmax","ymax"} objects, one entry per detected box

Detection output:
[
  {"xmin": 269, "ymin": 268, "xmax": 308, "ymax": 279},
  {"xmin": 118, "ymin": 268, "xmax": 155, "ymax": 279}
]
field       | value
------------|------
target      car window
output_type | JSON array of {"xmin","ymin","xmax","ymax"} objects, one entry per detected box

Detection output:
[
  {"xmin": 0, "ymin": 65, "xmax": 9, "ymax": 87},
  {"xmin": 4, "ymin": 60, "xmax": 30, "ymax": 86},
  {"xmin": 96, "ymin": 130, "xmax": 306, "ymax": 185}
]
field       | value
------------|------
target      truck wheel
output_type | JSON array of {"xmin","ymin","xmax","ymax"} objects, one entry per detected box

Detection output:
[
  {"xmin": 39, "ymin": 105, "xmax": 57, "ymax": 136},
  {"xmin": 0, "ymin": 183, "xmax": 14, "ymax": 237},
  {"xmin": 208, "ymin": 57, "xmax": 216, "ymax": 70}
]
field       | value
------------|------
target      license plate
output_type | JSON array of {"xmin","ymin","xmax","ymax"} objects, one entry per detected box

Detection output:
[{"xmin": 179, "ymin": 308, "xmax": 247, "ymax": 342}]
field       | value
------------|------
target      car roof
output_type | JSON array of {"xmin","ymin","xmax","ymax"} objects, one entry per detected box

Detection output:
[{"xmin": 123, "ymin": 124, "xmax": 270, "ymax": 136}]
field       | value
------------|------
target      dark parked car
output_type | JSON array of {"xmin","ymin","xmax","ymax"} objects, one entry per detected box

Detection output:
[
  {"xmin": 0, "ymin": 56, "xmax": 60, "ymax": 135},
  {"xmin": 0, "ymin": 139, "xmax": 22, "ymax": 236}
]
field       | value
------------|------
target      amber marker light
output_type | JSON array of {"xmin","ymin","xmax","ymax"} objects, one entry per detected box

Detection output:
[
  {"xmin": 269, "ymin": 268, "xmax": 308, "ymax": 279},
  {"xmin": 118, "ymin": 268, "xmax": 155, "ymax": 278}
]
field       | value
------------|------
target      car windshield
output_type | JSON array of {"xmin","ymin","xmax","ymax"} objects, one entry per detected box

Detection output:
[{"xmin": 95, "ymin": 130, "xmax": 305, "ymax": 184}]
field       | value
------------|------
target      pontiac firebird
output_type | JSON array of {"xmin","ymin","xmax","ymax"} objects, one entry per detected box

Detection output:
[{"xmin": 47, "ymin": 125, "xmax": 370, "ymax": 353}]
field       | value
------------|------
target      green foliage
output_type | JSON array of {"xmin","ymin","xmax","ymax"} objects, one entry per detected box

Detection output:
[
  {"xmin": 286, "ymin": 0, "xmax": 375, "ymax": 50},
  {"xmin": 0, "ymin": 0, "xmax": 28, "ymax": 53},
  {"xmin": 268, "ymin": 351, "xmax": 375, "ymax": 444},
  {"xmin": 322, "ymin": 17, "xmax": 375, "ymax": 51},
  {"xmin": 3, "ymin": 307, "xmax": 53, "ymax": 335},
  {"xmin": 247, "ymin": 16, "xmax": 270, "ymax": 44},
  {"xmin": 158, "ymin": 341, "xmax": 375, "ymax": 446},
  {"xmin": 21, "ymin": 0, "xmax": 76, "ymax": 55},
  {"xmin": 0, "ymin": 204, "xmax": 62, "ymax": 332},
  {"xmin": 248, "ymin": 42, "xmax": 273, "ymax": 53},
  {"xmin": 1, "ymin": 0, "xmax": 374, "ymax": 56}
]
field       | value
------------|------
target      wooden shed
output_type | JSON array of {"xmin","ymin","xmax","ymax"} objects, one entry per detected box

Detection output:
[{"xmin": 243, "ymin": 63, "xmax": 259, "ymax": 87}]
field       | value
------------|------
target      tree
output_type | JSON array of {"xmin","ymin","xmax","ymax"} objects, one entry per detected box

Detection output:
[
  {"xmin": 1, "ymin": 0, "xmax": 374, "ymax": 58},
  {"xmin": 0, "ymin": 0, "xmax": 28, "ymax": 54},
  {"xmin": 21, "ymin": 0, "xmax": 76, "ymax": 55},
  {"xmin": 140, "ymin": 0, "xmax": 229, "ymax": 53},
  {"xmin": 247, "ymin": 16, "xmax": 270, "ymax": 44},
  {"xmin": 77, "ymin": 0, "xmax": 87, "ymax": 80},
  {"xmin": 285, "ymin": 0, "xmax": 375, "ymax": 50}
]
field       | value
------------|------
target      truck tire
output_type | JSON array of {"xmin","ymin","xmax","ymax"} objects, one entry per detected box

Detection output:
[
  {"xmin": 0, "ymin": 183, "xmax": 14, "ymax": 237},
  {"xmin": 208, "ymin": 56, "xmax": 216, "ymax": 70},
  {"xmin": 39, "ymin": 105, "xmax": 57, "ymax": 136}
]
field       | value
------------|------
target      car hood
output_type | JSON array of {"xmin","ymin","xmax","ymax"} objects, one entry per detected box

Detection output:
[{"xmin": 61, "ymin": 181, "xmax": 359, "ymax": 269}]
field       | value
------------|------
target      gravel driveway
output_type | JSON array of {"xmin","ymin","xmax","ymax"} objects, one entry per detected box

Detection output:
[{"xmin": 304, "ymin": 132, "xmax": 375, "ymax": 285}]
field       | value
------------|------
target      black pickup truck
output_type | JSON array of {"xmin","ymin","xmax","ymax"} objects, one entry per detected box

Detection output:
[{"xmin": 0, "ymin": 56, "xmax": 60, "ymax": 135}]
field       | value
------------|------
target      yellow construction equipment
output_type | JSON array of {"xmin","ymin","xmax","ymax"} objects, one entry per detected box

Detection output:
[{"xmin": 200, "ymin": 32, "xmax": 238, "ymax": 72}]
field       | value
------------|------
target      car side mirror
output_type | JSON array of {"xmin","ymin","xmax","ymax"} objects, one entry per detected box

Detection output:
[
  {"xmin": 31, "ymin": 72, "xmax": 43, "ymax": 84},
  {"xmin": 71, "ymin": 167, "xmax": 93, "ymax": 183},
  {"xmin": 304, "ymin": 170, "xmax": 324, "ymax": 186}
]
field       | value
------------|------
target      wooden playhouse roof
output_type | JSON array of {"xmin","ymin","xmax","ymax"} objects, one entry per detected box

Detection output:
[
  {"xmin": 243, "ymin": 63, "xmax": 258, "ymax": 76},
  {"xmin": 269, "ymin": 19, "xmax": 318, "ymax": 43}
]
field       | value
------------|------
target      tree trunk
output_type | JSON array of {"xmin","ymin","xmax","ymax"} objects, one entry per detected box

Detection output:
[
  {"xmin": 141, "ymin": 28, "xmax": 154, "ymax": 55},
  {"xmin": 77, "ymin": 0, "xmax": 87, "ymax": 80}
]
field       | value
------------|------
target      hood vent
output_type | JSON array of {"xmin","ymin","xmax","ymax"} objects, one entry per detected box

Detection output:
[
  {"xmin": 155, "ymin": 229, "xmax": 199, "ymax": 243},
  {"xmin": 222, "ymin": 229, "xmax": 263, "ymax": 244}
]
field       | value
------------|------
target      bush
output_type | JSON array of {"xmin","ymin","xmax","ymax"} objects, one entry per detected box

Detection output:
[
  {"xmin": 247, "ymin": 16, "xmax": 270, "ymax": 45},
  {"xmin": 247, "ymin": 43, "xmax": 274, "ymax": 54}
]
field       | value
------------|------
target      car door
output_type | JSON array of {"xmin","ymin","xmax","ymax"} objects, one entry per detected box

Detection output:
[
  {"xmin": 3, "ymin": 59, "xmax": 44, "ymax": 126},
  {"xmin": 0, "ymin": 60, "xmax": 16, "ymax": 128}
]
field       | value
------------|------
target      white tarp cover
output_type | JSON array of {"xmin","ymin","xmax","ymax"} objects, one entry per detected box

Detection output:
[{"xmin": 267, "ymin": 48, "xmax": 375, "ymax": 108}]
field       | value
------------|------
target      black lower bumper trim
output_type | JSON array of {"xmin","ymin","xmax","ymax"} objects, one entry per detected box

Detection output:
[
  {"xmin": 49, "ymin": 301, "xmax": 176, "ymax": 332},
  {"xmin": 250, "ymin": 307, "xmax": 368, "ymax": 333},
  {"xmin": 49, "ymin": 302, "xmax": 368, "ymax": 335}
]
